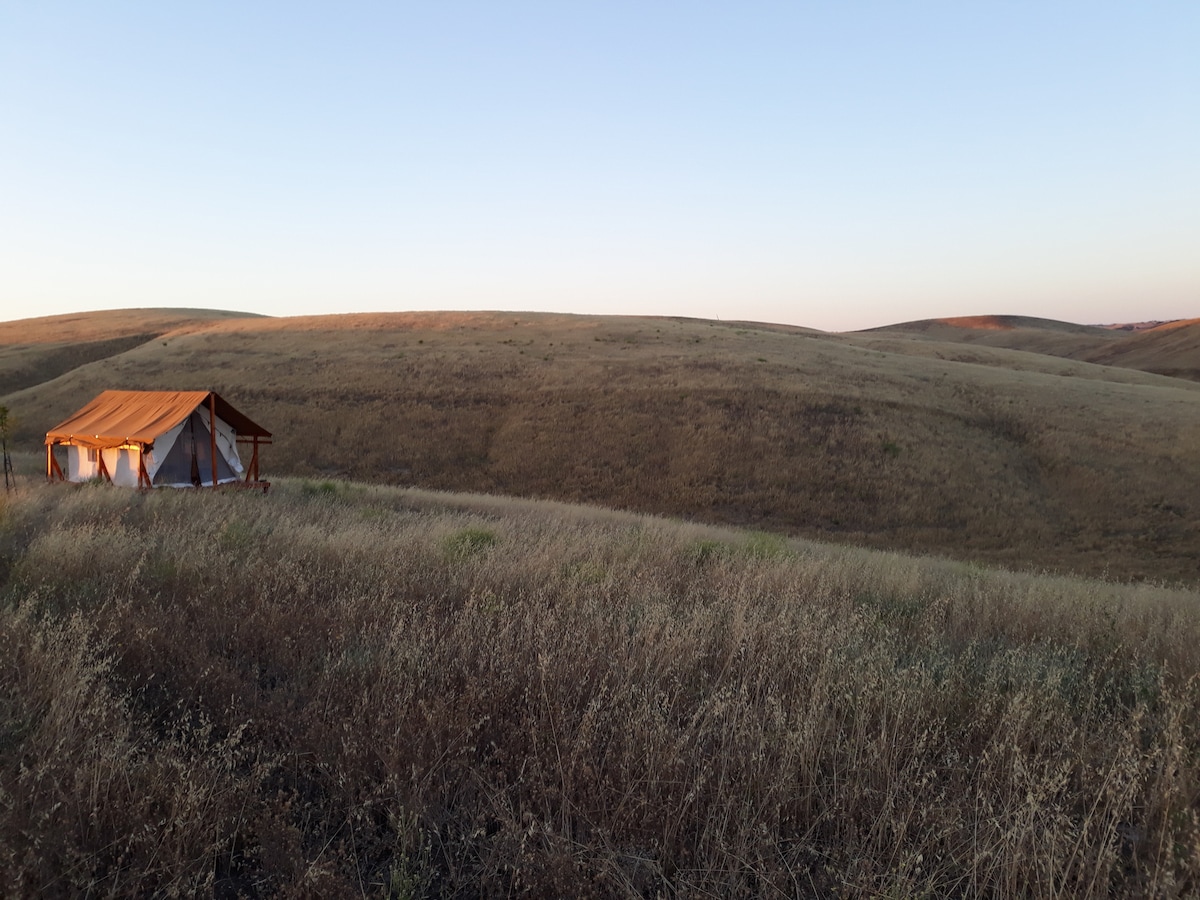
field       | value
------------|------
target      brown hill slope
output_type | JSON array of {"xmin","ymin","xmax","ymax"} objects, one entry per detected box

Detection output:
[
  {"xmin": 865, "ymin": 315, "xmax": 1128, "ymax": 360},
  {"xmin": 0, "ymin": 308, "xmax": 261, "ymax": 396},
  {"xmin": 870, "ymin": 314, "xmax": 1200, "ymax": 382},
  {"xmin": 5, "ymin": 310, "xmax": 1200, "ymax": 582},
  {"xmin": 1080, "ymin": 318, "xmax": 1200, "ymax": 381}
]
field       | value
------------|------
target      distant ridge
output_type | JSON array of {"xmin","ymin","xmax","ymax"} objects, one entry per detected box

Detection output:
[
  {"xmin": 859, "ymin": 314, "xmax": 1125, "ymax": 360},
  {"xmin": 859, "ymin": 312, "xmax": 1200, "ymax": 381},
  {"xmin": 0, "ymin": 307, "xmax": 263, "ymax": 345},
  {"xmin": 864, "ymin": 314, "xmax": 1113, "ymax": 335},
  {"xmin": 1082, "ymin": 317, "xmax": 1200, "ymax": 380},
  {"xmin": 0, "ymin": 308, "xmax": 264, "ymax": 396},
  {"xmin": 1097, "ymin": 320, "xmax": 1181, "ymax": 333}
]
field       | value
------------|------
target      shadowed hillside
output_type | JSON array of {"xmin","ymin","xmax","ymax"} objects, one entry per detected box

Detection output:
[
  {"xmin": 871, "ymin": 314, "xmax": 1200, "ymax": 382},
  {"xmin": 863, "ymin": 315, "xmax": 1129, "ymax": 360},
  {"xmin": 0, "ymin": 308, "xmax": 261, "ymax": 396},
  {"xmin": 1081, "ymin": 318, "xmax": 1200, "ymax": 381},
  {"xmin": 3, "ymin": 310, "xmax": 1199, "ymax": 582}
]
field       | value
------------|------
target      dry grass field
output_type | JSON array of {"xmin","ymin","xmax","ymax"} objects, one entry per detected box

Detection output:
[
  {"xmin": 0, "ymin": 309, "xmax": 260, "ymax": 397},
  {"xmin": 872, "ymin": 315, "xmax": 1200, "ymax": 382},
  {"xmin": 1083, "ymin": 319, "xmax": 1200, "ymax": 382},
  {"xmin": 4, "ymin": 309, "xmax": 1199, "ymax": 583},
  {"xmin": 862, "ymin": 314, "xmax": 1130, "ymax": 360},
  {"xmin": 2, "ymin": 480, "xmax": 1200, "ymax": 896},
  {"xmin": 3, "ymin": 308, "xmax": 1200, "ymax": 896}
]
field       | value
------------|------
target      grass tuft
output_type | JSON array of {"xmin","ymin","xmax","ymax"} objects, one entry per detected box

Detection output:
[{"xmin": 441, "ymin": 525, "xmax": 499, "ymax": 559}]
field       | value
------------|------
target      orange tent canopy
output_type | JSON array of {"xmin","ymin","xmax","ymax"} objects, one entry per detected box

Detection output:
[{"xmin": 45, "ymin": 390, "xmax": 271, "ymax": 449}]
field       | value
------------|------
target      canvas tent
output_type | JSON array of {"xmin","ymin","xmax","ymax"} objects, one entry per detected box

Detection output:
[{"xmin": 45, "ymin": 390, "xmax": 270, "ymax": 489}]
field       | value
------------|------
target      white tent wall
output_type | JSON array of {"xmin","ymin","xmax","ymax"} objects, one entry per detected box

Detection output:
[
  {"xmin": 67, "ymin": 446, "xmax": 97, "ymax": 481},
  {"xmin": 64, "ymin": 445, "xmax": 141, "ymax": 486},
  {"xmin": 214, "ymin": 417, "xmax": 245, "ymax": 475},
  {"xmin": 103, "ymin": 447, "xmax": 142, "ymax": 488}
]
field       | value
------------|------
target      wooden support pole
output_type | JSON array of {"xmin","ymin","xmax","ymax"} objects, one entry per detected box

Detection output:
[
  {"xmin": 97, "ymin": 451, "xmax": 112, "ymax": 484},
  {"xmin": 48, "ymin": 446, "xmax": 65, "ymax": 482},
  {"xmin": 235, "ymin": 436, "xmax": 268, "ymax": 487},
  {"xmin": 209, "ymin": 394, "xmax": 219, "ymax": 487},
  {"xmin": 138, "ymin": 450, "xmax": 151, "ymax": 489}
]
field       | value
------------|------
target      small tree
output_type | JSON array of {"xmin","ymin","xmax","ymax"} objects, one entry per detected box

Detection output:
[{"xmin": 0, "ymin": 405, "xmax": 14, "ymax": 490}]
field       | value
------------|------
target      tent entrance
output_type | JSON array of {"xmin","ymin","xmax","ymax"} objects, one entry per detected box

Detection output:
[{"xmin": 152, "ymin": 411, "xmax": 236, "ymax": 487}]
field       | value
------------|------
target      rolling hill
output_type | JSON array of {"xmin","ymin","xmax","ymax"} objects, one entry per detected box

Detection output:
[
  {"xmin": 0, "ymin": 308, "xmax": 261, "ymax": 396},
  {"xmin": 1081, "ymin": 317, "xmax": 1200, "ymax": 380},
  {"xmin": 869, "ymin": 313, "xmax": 1200, "ymax": 381},
  {"xmin": 3, "ymin": 309, "xmax": 1199, "ymax": 582}
]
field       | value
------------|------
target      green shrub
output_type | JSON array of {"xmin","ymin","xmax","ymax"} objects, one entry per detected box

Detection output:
[
  {"xmin": 687, "ymin": 538, "xmax": 731, "ymax": 566},
  {"xmin": 741, "ymin": 530, "xmax": 791, "ymax": 560},
  {"xmin": 442, "ymin": 526, "xmax": 499, "ymax": 559},
  {"xmin": 302, "ymin": 479, "xmax": 341, "ymax": 496}
]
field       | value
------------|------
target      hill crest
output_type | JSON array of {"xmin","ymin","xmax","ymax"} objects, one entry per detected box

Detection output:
[
  {"xmin": 865, "ymin": 314, "xmax": 1114, "ymax": 336},
  {"xmin": 4, "ymin": 306, "xmax": 1200, "ymax": 583}
]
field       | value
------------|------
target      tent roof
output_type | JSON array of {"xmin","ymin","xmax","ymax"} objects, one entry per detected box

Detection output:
[{"xmin": 45, "ymin": 390, "xmax": 271, "ymax": 448}]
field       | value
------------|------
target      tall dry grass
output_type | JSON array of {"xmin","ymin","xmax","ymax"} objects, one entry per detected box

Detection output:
[{"xmin": 1, "ymin": 480, "xmax": 1199, "ymax": 896}]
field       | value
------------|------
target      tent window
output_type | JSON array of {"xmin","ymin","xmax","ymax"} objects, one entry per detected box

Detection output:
[{"xmin": 86, "ymin": 448, "xmax": 97, "ymax": 463}]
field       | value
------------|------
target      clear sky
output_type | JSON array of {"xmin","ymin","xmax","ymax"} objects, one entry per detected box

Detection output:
[{"xmin": 2, "ymin": 2, "xmax": 1197, "ymax": 331}]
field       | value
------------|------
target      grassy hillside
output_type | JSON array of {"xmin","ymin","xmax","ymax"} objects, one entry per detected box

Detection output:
[
  {"xmin": 4, "ymin": 310, "xmax": 1199, "ymax": 582},
  {"xmin": 861, "ymin": 315, "xmax": 1128, "ymax": 359},
  {"xmin": 1082, "ymin": 318, "xmax": 1200, "ymax": 381},
  {"xmin": 2, "ymin": 480, "xmax": 1199, "ymax": 896},
  {"xmin": 870, "ymin": 314, "xmax": 1200, "ymax": 382},
  {"xmin": 0, "ymin": 308, "xmax": 261, "ymax": 396}
]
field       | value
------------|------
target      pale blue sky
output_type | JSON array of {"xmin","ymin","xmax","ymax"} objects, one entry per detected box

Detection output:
[{"xmin": 2, "ymin": 2, "xmax": 1196, "ymax": 331}]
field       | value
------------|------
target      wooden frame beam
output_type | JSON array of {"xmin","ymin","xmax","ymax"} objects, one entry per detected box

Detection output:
[
  {"xmin": 208, "ymin": 393, "xmax": 219, "ymax": 488},
  {"xmin": 137, "ymin": 449, "xmax": 152, "ymax": 490},
  {"xmin": 46, "ymin": 444, "xmax": 66, "ymax": 482},
  {"xmin": 244, "ymin": 435, "xmax": 260, "ymax": 482},
  {"xmin": 96, "ymin": 450, "xmax": 112, "ymax": 484}
]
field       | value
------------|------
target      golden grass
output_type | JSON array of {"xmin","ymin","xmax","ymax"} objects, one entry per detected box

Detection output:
[
  {"xmin": 0, "ymin": 308, "xmax": 262, "ymax": 397},
  {"xmin": 869, "ymin": 315, "xmax": 1200, "ymax": 382},
  {"xmin": 862, "ymin": 314, "xmax": 1127, "ymax": 358},
  {"xmin": 5, "ymin": 310, "xmax": 1199, "ymax": 583},
  {"xmin": 1083, "ymin": 319, "xmax": 1200, "ymax": 381},
  {"xmin": 2, "ymin": 480, "xmax": 1199, "ymax": 896}
]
